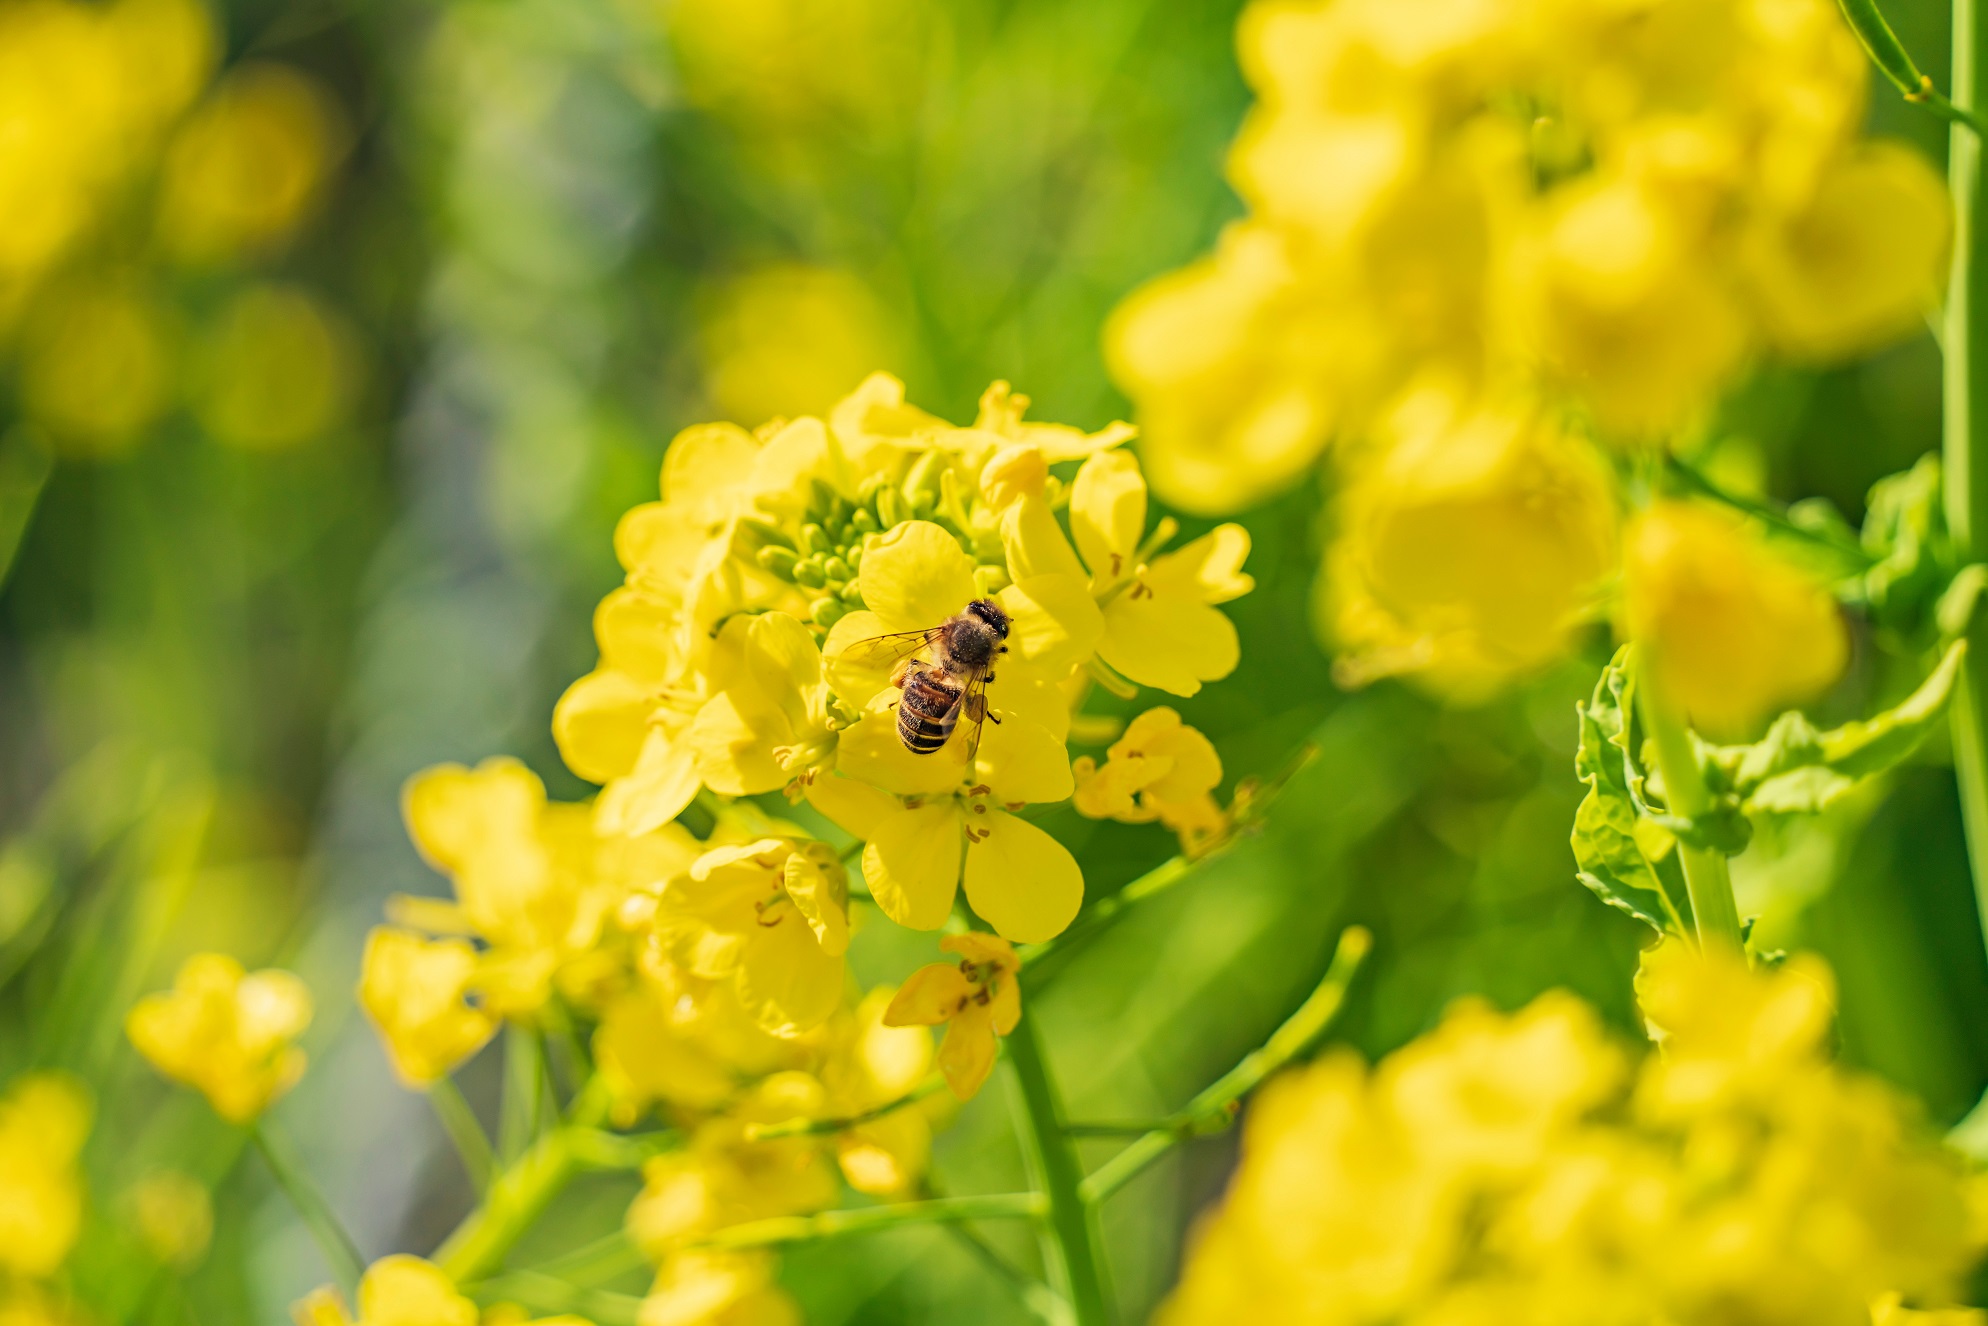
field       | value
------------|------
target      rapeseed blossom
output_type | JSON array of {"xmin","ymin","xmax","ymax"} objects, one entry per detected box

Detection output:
[
  {"xmin": 293, "ymin": 1255, "xmax": 588, "ymax": 1326},
  {"xmin": 0, "ymin": 1072, "xmax": 91, "ymax": 1280},
  {"xmin": 1159, "ymin": 945, "xmax": 1979, "ymax": 1325},
  {"xmin": 1073, "ymin": 707, "xmax": 1228, "ymax": 855},
  {"xmin": 884, "ymin": 932, "xmax": 1021, "ymax": 1099},
  {"xmin": 127, "ymin": 953, "xmax": 313, "ymax": 1123}
]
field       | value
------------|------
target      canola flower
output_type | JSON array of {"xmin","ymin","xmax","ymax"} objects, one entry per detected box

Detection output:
[
  {"xmin": 0, "ymin": 1072, "xmax": 91, "ymax": 1281},
  {"xmin": 883, "ymin": 932, "xmax": 1022, "ymax": 1100},
  {"xmin": 555, "ymin": 372, "xmax": 1252, "ymax": 942},
  {"xmin": 294, "ymin": 1254, "xmax": 587, "ymax": 1326},
  {"xmin": 127, "ymin": 952, "xmax": 313, "ymax": 1123},
  {"xmin": 1159, "ymin": 944, "xmax": 1980, "ymax": 1326},
  {"xmin": 1074, "ymin": 707, "xmax": 1229, "ymax": 856}
]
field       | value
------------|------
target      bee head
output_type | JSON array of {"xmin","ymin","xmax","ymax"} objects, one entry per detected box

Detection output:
[{"xmin": 965, "ymin": 598, "xmax": 1011, "ymax": 640}]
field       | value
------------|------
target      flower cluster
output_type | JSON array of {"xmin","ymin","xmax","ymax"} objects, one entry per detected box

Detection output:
[
  {"xmin": 555, "ymin": 372, "xmax": 1252, "ymax": 942},
  {"xmin": 126, "ymin": 952, "xmax": 314, "ymax": 1124},
  {"xmin": 0, "ymin": 1072, "xmax": 91, "ymax": 1300},
  {"xmin": 1107, "ymin": 0, "xmax": 1941, "ymax": 705},
  {"xmin": 1160, "ymin": 944, "xmax": 1982, "ymax": 1326}
]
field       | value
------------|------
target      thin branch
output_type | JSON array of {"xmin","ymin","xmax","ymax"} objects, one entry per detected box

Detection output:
[
  {"xmin": 1836, "ymin": 0, "xmax": 1988, "ymax": 135},
  {"xmin": 742, "ymin": 1074, "xmax": 948, "ymax": 1141},
  {"xmin": 464, "ymin": 1270, "xmax": 643, "ymax": 1326},
  {"xmin": 696, "ymin": 1193, "xmax": 1048, "ymax": 1250},
  {"xmin": 429, "ymin": 1078, "xmax": 495, "ymax": 1194},
  {"xmin": 1078, "ymin": 925, "xmax": 1372, "ymax": 1204},
  {"xmin": 252, "ymin": 1125, "xmax": 366, "ymax": 1297}
]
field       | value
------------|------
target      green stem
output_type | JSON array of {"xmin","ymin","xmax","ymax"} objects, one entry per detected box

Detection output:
[
  {"xmin": 1837, "ymin": 0, "xmax": 1988, "ymax": 134},
  {"xmin": 699, "ymin": 1193, "xmax": 1047, "ymax": 1249},
  {"xmin": 1020, "ymin": 856, "xmax": 1192, "ymax": 972},
  {"xmin": 1006, "ymin": 1011, "xmax": 1114, "ymax": 1326},
  {"xmin": 464, "ymin": 1270, "xmax": 643, "ymax": 1326},
  {"xmin": 499, "ymin": 1024, "xmax": 546, "ymax": 1163},
  {"xmin": 436, "ymin": 1077, "xmax": 611, "ymax": 1282},
  {"xmin": 743, "ymin": 1074, "xmax": 949, "ymax": 1140},
  {"xmin": 1078, "ymin": 926, "xmax": 1370, "ymax": 1204},
  {"xmin": 252, "ymin": 1125, "xmax": 366, "ymax": 1298},
  {"xmin": 1636, "ymin": 674, "xmax": 1744, "ymax": 949},
  {"xmin": 1948, "ymin": 0, "xmax": 1988, "ymax": 971},
  {"xmin": 429, "ymin": 1078, "xmax": 495, "ymax": 1194}
]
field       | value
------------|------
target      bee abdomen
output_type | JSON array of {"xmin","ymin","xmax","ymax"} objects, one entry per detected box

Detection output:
[{"xmin": 898, "ymin": 668, "xmax": 962, "ymax": 755}]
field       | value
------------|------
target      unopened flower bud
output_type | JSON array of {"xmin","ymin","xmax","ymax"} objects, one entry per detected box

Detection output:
[{"xmin": 980, "ymin": 443, "xmax": 1048, "ymax": 510}]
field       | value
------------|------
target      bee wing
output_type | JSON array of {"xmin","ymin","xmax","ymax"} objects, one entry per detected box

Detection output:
[
  {"xmin": 960, "ymin": 668, "xmax": 995, "ymax": 765},
  {"xmin": 837, "ymin": 628, "xmax": 940, "ymax": 671}
]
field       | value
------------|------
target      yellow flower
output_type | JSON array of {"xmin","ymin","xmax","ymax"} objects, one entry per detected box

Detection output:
[
  {"xmin": 193, "ymin": 283, "xmax": 357, "ymax": 451},
  {"xmin": 1324, "ymin": 387, "xmax": 1617, "ymax": 697},
  {"xmin": 1066, "ymin": 450, "xmax": 1254, "ymax": 697},
  {"xmin": 647, "ymin": 837, "xmax": 851, "ymax": 1035},
  {"xmin": 292, "ymin": 1256, "xmax": 477, "ymax": 1326},
  {"xmin": 688, "ymin": 612, "xmax": 839, "ymax": 797},
  {"xmin": 626, "ymin": 1075, "xmax": 838, "ymax": 1255},
  {"xmin": 0, "ymin": 1286, "xmax": 89, "ymax": 1326},
  {"xmin": 883, "ymin": 933, "xmax": 1021, "ymax": 1100},
  {"xmin": 819, "ymin": 988, "xmax": 937, "ymax": 1195},
  {"xmin": 0, "ymin": 1072, "xmax": 91, "ymax": 1279},
  {"xmin": 127, "ymin": 953, "xmax": 312, "ymax": 1123},
  {"xmin": 1073, "ymin": 707, "xmax": 1228, "ymax": 855},
  {"xmin": 126, "ymin": 1169, "xmax": 212, "ymax": 1270},
  {"xmin": 638, "ymin": 1249, "xmax": 799, "ymax": 1326},
  {"xmin": 19, "ymin": 280, "xmax": 175, "ymax": 454},
  {"xmin": 1623, "ymin": 500, "xmax": 1848, "ymax": 736},
  {"xmin": 156, "ymin": 63, "xmax": 343, "ymax": 263},
  {"xmin": 356, "ymin": 928, "xmax": 499, "ymax": 1088}
]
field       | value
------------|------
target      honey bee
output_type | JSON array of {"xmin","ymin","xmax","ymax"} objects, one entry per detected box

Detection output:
[{"xmin": 847, "ymin": 598, "xmax": 1010, "ymax": 757}]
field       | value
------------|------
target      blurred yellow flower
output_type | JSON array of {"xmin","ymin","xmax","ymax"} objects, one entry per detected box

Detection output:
[
  {"xmin": 647, "ymin": 837, "xmax": 851, "ymax": 1036},
  {"xmin": 0, "ymin": 1287, "xmax": 89, "ymax": 1326},
  {"xmin": 1158, "ymin": 946, "xmax": 1977, "ymax": 1325},
  {"xmin": 293, "ymin": 1255, "xmax": 477, "ymax": 1326},
  {"xmin": 1325, "ymin": 388, "xmax": 1617, "ymax": 697},
  {"xmin": 357, "ymin": 927, "xmax": 498, "ymax": 1088},
  {"xmin": 1623, "ymin": 500, "xmax": 1848, "ymax": 736},
  {"xmin": 127, "ymin": 952, "xmax": 312, "ymax": 1123},
  {"xmin": 19, "ymin": 281, "xmax": 174, "ymax": 454},
  {"xmin": 883, "ymin": 932, "xmax": 1021, "ymax": 1100},
  {"xmin": 1073, "ymin": 706, "xmax": 1227, "ymax": 855},
  {"xmin": 125, "ymin": 1168, "xmax": 212, "ymax": 1270},
  {"xmin": 157, "ymin": 63, "xmax": 342, "ymax": 263},
  {"xmin": 697, "ymin": 265, "xmax": 899, "ymax": 427},
  {"xmin": 0, "ymin": 1072, "xmax": 91, "ymax": 1279},
  {"xmin": 818, "ymin": 988, "xmax": 937, "ymax": 1195},
  {"xmin": 637, "ymin": 1249, "xmax": 799, "ymax": 1326},
  {"xmin": 193, "ymin": 283, "xmax": 357, "ymax": 450}
]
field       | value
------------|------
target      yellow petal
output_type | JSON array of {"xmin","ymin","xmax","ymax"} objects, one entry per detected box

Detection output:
[
  {"xmin": 804, "ymin": 773, "xmax": 899, "ymax": 840},
  {"xmin": 402, "ymin": 758, "xmax": 544, "ymax": 876},
  {"xmin": 553, "ymin": 668, "xmax": 654, "ymax": 784},
  {"xmin": 1099, "ymin": 594, "xmax": 1239, "ymax": 697},
  {"xmin": 593, "ymin": 587, "xmax": 681, "ymax": 681},
  {"xmin": 821, "ymin": 609, "xmax": 897, "ymax": 710},
  {"xmin": 857, "ymin": 520, "xmax": 978, "ymax": 633},
  {"xmin": 937, "ymin": 1006, "xmax": 1000, "ymax": 1099},
  {"xmin": 1070, "ymin": 449, "xmax": 1146, "ymax": 584},
  {"xmin": 596, "ymin": 726, "xmax": 702, "ymax": 837},
  {"xmin": 1145, "ymin": 524, "xmax": 1254, "ymax": 605},
  {"xmin": 988, "ymin": 973, "xmax": 1022, "ymax": 1036},
  {"xmin": 862, "ymin": 803, "xmax": 963, "ymax": 931},
  {"xmin": 736, "ymin": 915, "xmax": 846, "ymax": 1035},
  {"xmin": 660, "ymin": 422, "xmax": 759, "ymax": 522},
  {"xmin": 883, "ymin": 962, "xmax": 974, "ymax": 1026},
  {"xmin": 688, "ymin": 691, "xmax": 789, "ymax": 796},
  {"xmin": 997, "ymin": 572, "xmax": 1104, "ymax": 675},
  {"xmin": 836, "ymin": 706, "xmax": 968, "ymax": 797},
  {"xmin": 784, "ymin": 849, "xmax": 851, "ymax": 957},
  {"xmin": 355, "ymin": 1255, "xmax": 479, "ymax": 1326},
  {"xmin": 357, "ymin": 928, "xmax": 497, "ymax": 1088},
  {"xmin": 939, "ymin": 931, "xmax": 1018, "ymax": 973},
  {"xmin": 1000, "ymin": 492, "xmax": 1087, "ymax": 582},
  {"xmin": 837, "ymin": 1109, "xmax": 931, "ymax": 1197},
  {"xmin": 975, "ymin": 711, "xmax": 1074, "ymax": 805},
  {"xmin": 963, "ymin": 810, "xmax": 1082, "ymax": 942}
]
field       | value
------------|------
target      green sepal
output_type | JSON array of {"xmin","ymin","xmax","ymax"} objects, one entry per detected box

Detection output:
[
  {"xmin": 1703, "ymin": 639, "xmax": 1967, "ymax": 816},
  {"xmin": 1571, "ymin": 647, "xmax": 1693, "ymax": 937}
]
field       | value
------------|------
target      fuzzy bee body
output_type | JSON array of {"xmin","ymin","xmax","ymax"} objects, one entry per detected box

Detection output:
[{"xmin": 858, "ymin": 598, "xmax": 1011, "ymax": 757}]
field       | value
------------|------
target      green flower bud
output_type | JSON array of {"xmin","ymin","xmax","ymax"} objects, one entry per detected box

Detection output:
[
  {"xmin": 850, "ymin": 508, "xmax": 878, "ymax": 535},
  {"xmin": 793, "ymin": 557, "xmax": 827, "ymax": 588},
  {"xmin": 822, "ymin": 556, "xmax": 851, "ymax": 582},
  {"xmin": 738, "ymin": 517, "xmax": 793, "ymax": 550},
  {"xmin": 799, "ymin": 523, "xmax": 830, "ymax": 555},
  {"xmin": 840, "ymin": 581, "xmax": 867, "ymax": 606},
  {"xmin": 757, "ymin": 546, "xmax": 800, "ymax": 579},
  {"xmin": 812, "ymin": 597, "xmax": 849, "ymax": 628},
  {"xmin": 876, "ymin": 486, "xmax": 906, "ymax": 528}
]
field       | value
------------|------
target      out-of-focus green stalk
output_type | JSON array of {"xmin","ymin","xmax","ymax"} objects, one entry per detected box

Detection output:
[
  {"xmin": 1006, "ymin": 1013, "xmax": 1114, "ymax": 1326},
  {"xmin": 1078, "ymin": 926, "xmax": 1370, "ymax": 1203},
  {"xmin": 1947, "ymin": 0, "xmax": 1988, "ymax": 969},
  {"xmin": 437, "ymin": 1077, "xmax": 611, "ymax": 1282},
  {"xmin": 0, "ymin": 427, "xmax": 51, "ymax": 593},
  {"xmin": 1636, "ymin": 680, "xmax": 1744, "ymax": 950},
  {"xmin": 699, "ymin": 1193, "xmax": 1048, "ymax": 1249},
  {"xmin": 429, "ymin": 1078, "xmax": 495, "ymax": 1194},
  {"xmin": 253, "ymin": 1124, "xmax": 366, "ymax": 1297}
]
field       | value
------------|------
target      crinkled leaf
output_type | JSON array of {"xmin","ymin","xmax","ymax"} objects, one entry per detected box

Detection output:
[
  {"xmin": 1707, "ymin": 639, "xmax": 1965, "ymax": 815},
  {"xmin": 1571, "ymin": 647, "xmax": 1691, "ymax": 937}
]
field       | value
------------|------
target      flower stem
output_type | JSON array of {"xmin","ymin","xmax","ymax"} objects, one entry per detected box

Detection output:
[
  {"xmin": 1005, "ymin": 1011, "xmax": 1114, "ymax": 1326},
  {"xmin": 252, "ymin": 1124, "xmax": 366, "ymax": 1298},
  {"xmin": 436, "ymin": 1076, "xmax": 612, "ymax": 1283},
  {"xmin": 429, "ymin": 1077, "xmax": 495, "ymax": 1194},
  {"xmin": 699, "ymin": 1193, "xmax": 1048, "ymax": 1249},
  {"xmin": 742, "ymin": 1073, "xmax": 949, "ymax": 1140},
  {"xmin": 1635, "ymin": 675, "xmax": 1744, "ymax": 949},
  {"xmin": 1947, "ymin": 0, "xmax": 1988, "ymax": 971},
  {"xmin": 1078, "ymin": 926, "xmax": 1369, "ymax": 1203}
]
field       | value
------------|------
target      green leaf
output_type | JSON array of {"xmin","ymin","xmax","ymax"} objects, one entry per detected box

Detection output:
[
  {"xmin": 1571, "ymin": 647, "xmax": 1691, "ymax": 937},
  {"xmin": 1708, "ymin": 640, "xmax": 1966, "ymax": 816}
]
